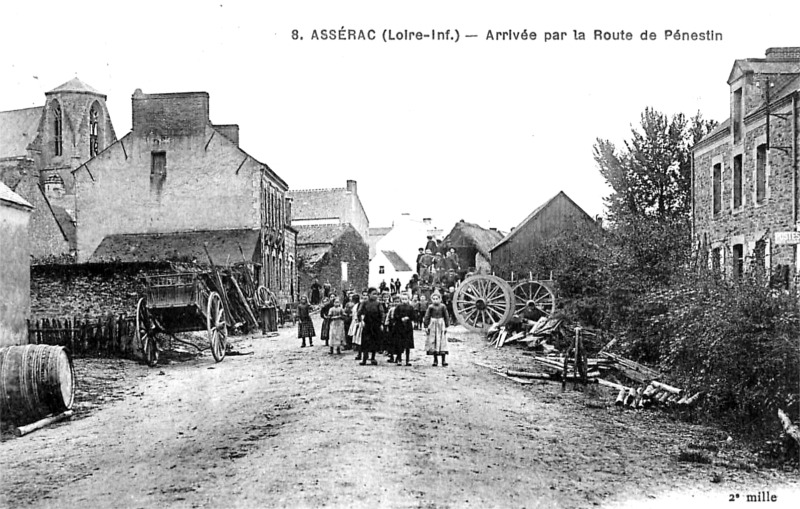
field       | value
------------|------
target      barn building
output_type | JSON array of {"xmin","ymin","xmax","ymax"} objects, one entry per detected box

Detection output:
[
  {"xmin": 491, "ymin": 191, "xmax": 599, "ymax": 280},
  {"xmin": 440, "ymin": 221, "xmax": 504, "ymax": 276}
]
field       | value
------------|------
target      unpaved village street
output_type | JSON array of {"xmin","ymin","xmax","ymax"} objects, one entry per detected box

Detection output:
[{"xmin": 1, "ymin": 317, "xmax": 798, "ymax": 509}]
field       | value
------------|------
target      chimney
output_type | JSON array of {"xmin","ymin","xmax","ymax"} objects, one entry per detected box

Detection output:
[
  {"xmin": 765, "ymin": 47, "xmax": 800, "ymax": 60},
  {"xmin": 401, "ymin": 212, "xmax": 410, "ymax": 216},
  {"xmin": 346, "ymin": 180, "xmax": 357, "ymax": 194},
  {"xmin": 132, "ymin": 89, "xmax": 210, "ymax": 137},
  {"xmin": 423, "ymin": 218, "xmax": 432, "ymax": 225}
]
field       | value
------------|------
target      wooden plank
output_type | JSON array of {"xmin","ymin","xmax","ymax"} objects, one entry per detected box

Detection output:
[{"xmin": 14, "ymin": 411, "xmax": 74, "ymax": 437}]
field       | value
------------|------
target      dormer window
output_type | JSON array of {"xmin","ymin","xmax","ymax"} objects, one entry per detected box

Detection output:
[
  {"xmin": 89, "ymin": 103, "xmax": 100, "ymax": 157},
  {"xmin": 53, "ymin": 102, "xmax": 63, "ymax": 156}
]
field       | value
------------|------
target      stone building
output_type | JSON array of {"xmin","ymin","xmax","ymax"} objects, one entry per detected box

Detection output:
[
  {"xmin": 72, "ymin": 89, "xmax": 296, "ymax": 297},
  {"xmin": 0, "ymin": 182, "xmax": 33, "ymax": 346},
  {"xmin": 288, "ymin": 180, "xmax": 369, "ymax": 241},
  {"xmin": 295, "ymin": 224, "xmax": 369, "ymax": 297},
  {"xmin": 0, "ymin": 78, "xmax": 113, "ymax": 260},
  {"xmin": 692, "ymin": 47, "xmax": 800, "ymax": 286},
  {"xmin": 491, "ymin": 191, "xmax": 599, "ymax": 280}
]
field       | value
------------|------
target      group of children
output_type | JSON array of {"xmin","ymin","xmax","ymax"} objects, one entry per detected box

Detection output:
[{"xmin": 295, "ymin": 288, "xmax": 451, "ymax": 367}]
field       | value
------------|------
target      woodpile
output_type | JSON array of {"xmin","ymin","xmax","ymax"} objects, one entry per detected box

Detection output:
[{"xmin": 479, "ymin": 323, "xmax": 703, "ymax": 411}]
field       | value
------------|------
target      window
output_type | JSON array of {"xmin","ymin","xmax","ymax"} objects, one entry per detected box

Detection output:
[
  {"xmin": 733, "ymin": 155, "xmax": 743, "ymax": 209},
  {"xmin": 150, "ymin": 152, "xmax": 166, "ymax": 193},
  {"xmin": 379, "ymin": 266, "xmax": 385, "ymax": 274},
  {"xmin": 732, "ymin": 244, "xmax": 744, "ymax": 279},
  {"xmin": 53, "ymin": 102, "xmax": 63, "ymax": 156},
  {"xmin": 733, "ymin": 88, "xmax": 743, "ymax": 143},
  {"xmin": 711, "ymin": 247, "xmax": 721, "ymax": 273},
  {"xmin": 756, "ymin": 144, "xmax": 767, "ymax": 204},
  {"xmin": 713, "ymin": 163, "xmax": 722, "ymax": 215},
  {"xmin": 89, "ymin": 103, "xmax": 100, "ymax": 157},
  {"xmin": 151, "ymin": 152, "xmax": 166, "ymax": 177}
]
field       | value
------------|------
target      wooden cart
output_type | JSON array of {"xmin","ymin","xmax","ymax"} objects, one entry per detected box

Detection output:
[
  {"xmin": 134, "ymin": 272, "xmax": 228, "ymax": 366},
  {"xmin": 452, "ymin": 275, "xmax": 556, "ymax": 333}
]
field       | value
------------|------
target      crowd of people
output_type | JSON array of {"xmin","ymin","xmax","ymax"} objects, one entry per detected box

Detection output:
[
  {"xmin": 294, "ymin": 237, "xmax": 475, "ymax": 366},
  {"xmin": 295, "ymin": 287, "xmax": 451, "ymax": 367}
]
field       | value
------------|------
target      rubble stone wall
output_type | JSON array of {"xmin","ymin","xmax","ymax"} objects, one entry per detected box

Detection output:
[{"xmin": 29, "ymin": 264, "xmax": 163, "ymax": 319}]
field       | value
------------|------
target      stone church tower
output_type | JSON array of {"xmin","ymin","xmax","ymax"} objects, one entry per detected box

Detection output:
[{"xmin": 28, "ymin": 78, "xmax": 116, "ymax": 195}]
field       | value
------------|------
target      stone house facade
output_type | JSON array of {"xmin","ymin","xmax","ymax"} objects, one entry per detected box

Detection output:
[
  {"xmin": 296, "ymin": 224, "xmax": 369, "ymax": 297},
  {"xmin": 72, "ymin": 89, "xmax": 295, "ymax": 296},
  {"xmin": 692, "ymin": 47, "xmax": 800, "ymax": 286}
]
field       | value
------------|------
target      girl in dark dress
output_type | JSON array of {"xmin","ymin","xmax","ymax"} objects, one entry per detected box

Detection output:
[
  {"xmin": 390, "ymin": 293, "xmax": 416, "ymax": 365},
  {"xmin": 357, "ymin": 288, "xmax": 384, "ymax": 365},
  {"xmin": 320, "ymin": 297, "xmax": 333, "ymax": 346},
  {"xmin": 296, "ymin": 296, "xmax": 315, "ymax": 348}
]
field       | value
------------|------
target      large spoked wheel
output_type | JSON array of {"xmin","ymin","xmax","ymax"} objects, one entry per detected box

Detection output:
[
  {"xmin": 453, "ymin": 275, "xmax": 515, "ymax": 333},
  {"xmin": 135, "ymin": 298, "xmax": 159, "ymax": 367},
  {"xmin": 512, "ymin": 280, "xmax": 556, "ymax": 316},
  {"xmin": 207, "ymin": 291, "xmax": 228, "ymax": 362}
]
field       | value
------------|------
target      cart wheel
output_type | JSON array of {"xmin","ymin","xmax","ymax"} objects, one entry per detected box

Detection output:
[
  {"xmin": 512, "ymin": 280, "xmax": 556, "ymax": 316},
  {"xmin": 135, "ymin": 298, "xmax": 158, "ymax": 367},
  {"xmin": 207, "ymin": 291, "xmax": 228, "ymax": 362},
  {"xmin": 453, "ymin": 275, "xmax": 515, "ymax": 333}
]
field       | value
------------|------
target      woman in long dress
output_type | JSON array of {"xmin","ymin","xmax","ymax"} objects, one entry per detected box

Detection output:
[
  {"xmin": 327, "ymin": 297, "xmax": 346, "ymax": 354},
  {"xmin": 357, "ymin": 288, "xmax": 385, "ymax": 366},
  {"xmin": 424, "ymin": 292, "xmax": 450, "ymax": 366},
  {"xmin": 296, "ymin": 296, "xmax": 315, "ymax": 348},
  {"xmin": 390, "ymin": 293, "xmax": 415, "ymax": 365}
]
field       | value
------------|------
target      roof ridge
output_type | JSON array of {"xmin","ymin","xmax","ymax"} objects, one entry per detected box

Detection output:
[{"xmin": 289, "ymin": 187, "xmax": 346, "ymax": 193}]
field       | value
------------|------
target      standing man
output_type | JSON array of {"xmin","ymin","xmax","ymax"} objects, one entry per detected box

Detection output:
[{"xmin": 310, "ymin": 279, "xmax": 322, "ymax": 305}]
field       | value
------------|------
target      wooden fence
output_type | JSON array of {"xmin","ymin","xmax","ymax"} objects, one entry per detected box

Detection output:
[{"xmin": 28, "ymin": 314, "xmax": 137, "ymax": 357}]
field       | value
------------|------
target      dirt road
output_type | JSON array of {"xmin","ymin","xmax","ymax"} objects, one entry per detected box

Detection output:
[{"xmin": 1, "ymin": 319, "xmax": 798, "ymax": 509}]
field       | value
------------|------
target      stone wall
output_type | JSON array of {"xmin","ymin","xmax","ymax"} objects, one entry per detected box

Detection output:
[
  {"xmin": 298, "ymin": 228, "xmax": 369, "ymax": 298},
  {"xmin": 29, "ymin": 263, "xmax": 163, "ymax": 318}
]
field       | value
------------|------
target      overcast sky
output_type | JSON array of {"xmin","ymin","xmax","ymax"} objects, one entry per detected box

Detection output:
[{"xmin": 2, "ymin": 0, "xmax": 796, "ymax": 232}]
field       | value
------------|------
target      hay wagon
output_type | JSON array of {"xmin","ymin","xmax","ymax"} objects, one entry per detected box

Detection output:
[
  {"xmin": 452, "ymin": 275, "xmax": 556, "ymax": 333},
  {"xmin": 134, "ymin": 272, "xmax": 228, "ymax": 366}
]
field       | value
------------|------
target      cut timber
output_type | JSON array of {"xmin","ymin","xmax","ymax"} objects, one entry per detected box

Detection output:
[
  {"xmin": 624, "ymin": 388, "xmax": 637, "ymax": 407},
  {"xmin": 506, "ymin": 369, "xmax": 554, "ymax": 380},
  {"xmin": 597, "ymin": 378, "xmax": 631, "ymax": 391},
  {"xmin": 494, "ymin": 371, "xmax": 536, "ymax": 385},
  {"xmin": 643, "ymin": 384, "xmax": 657, "ymax": 398},
  {"xmin": 615, "ymin": 388, "xmax": 626, "ymax": 406},
  {"xmin": 14, "ymin": 410, "xmax": 73, "ymax": 437},
  {"xmin": 778, "ymin": 409, "xmax": 800, "ymax": 445},
  {"xmin": 651, "ymin": 380, "xmax": 682, "ymax": 395},
  {"xmin": 600, "ymin": 352, "xmax": 662, "ymax": 381},
  {"xmin": 683, "ymin": 392, "xmax": 702, "ymax": 405}
]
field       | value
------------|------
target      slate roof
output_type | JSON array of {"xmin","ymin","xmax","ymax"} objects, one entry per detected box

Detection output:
[
  {"xmin": 382, "ymin": 250, "xmax": 412, "ymax": 272},
  {"xmin": 0, "ymin": 106, "xmax": 42, "ymax": 158},
  {"xmin": 296, "ymin": 224, "xmax": 350, "ymax": 245},
  {"xmin": 491, "ymin": 191, "xmax": 595, "ymax": 252},
  {"xmin": 0, "ymin": 181, "xmax": 33, "ymax": 209},
  {"xmin": 89, "ymin": 229, "xmax": 260, "ymax": 264},
  {"xmin": 47, "ymin": 77, "xmax": 105, "ymax": 97}
]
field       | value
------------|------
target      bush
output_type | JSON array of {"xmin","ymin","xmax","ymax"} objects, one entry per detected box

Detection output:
[{"xmin": 618, "ymin": 270, "xmax": 800, "ymax": 437}]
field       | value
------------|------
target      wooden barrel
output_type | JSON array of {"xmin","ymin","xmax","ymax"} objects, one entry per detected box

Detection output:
[{"xmin": 0, "ymin": 345, "xmax": 75, "ymax": 425}]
